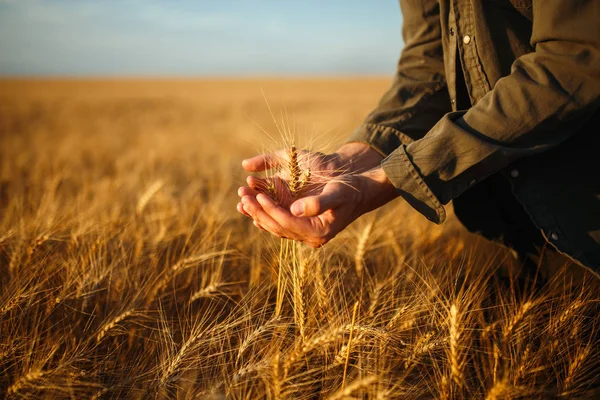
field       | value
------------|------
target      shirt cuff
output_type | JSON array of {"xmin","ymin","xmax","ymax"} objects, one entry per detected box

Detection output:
[
  {"xmin": 346, "ymin": 123, "xmax": 415, "ymax": 158},
  {"xmin": 381, "ymin": 145, "xmax": 446, "ymax": 224}
]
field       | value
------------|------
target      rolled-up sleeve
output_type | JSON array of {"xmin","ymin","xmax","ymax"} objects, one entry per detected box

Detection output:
[{"xmin": 383, "ymin": 0, "xmax": 600, "ymax": 224}]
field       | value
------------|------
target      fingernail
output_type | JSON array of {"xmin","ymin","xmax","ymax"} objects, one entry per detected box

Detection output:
[
  {"xmin": 291, "ymin": 201, "xmax": 304, "ymax": 216},
  {"xmin": 256, "ymin": 194, "xmax": 266, "ymax": 206}
]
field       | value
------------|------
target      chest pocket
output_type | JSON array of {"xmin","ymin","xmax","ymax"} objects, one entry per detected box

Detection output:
[{"xmin": 483, "ymin": 0, "xmax": 532, "ymax": 10}]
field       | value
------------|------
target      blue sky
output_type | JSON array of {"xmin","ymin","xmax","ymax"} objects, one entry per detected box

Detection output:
[{"xmin": 0, "ymin": 0, "xmax": 404, "ymax": 76}]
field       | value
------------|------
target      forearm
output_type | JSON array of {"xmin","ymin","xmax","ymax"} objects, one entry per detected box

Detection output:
[{"xmin": 334, "ymin": 142, "xmax": 384, "ymax": 174}]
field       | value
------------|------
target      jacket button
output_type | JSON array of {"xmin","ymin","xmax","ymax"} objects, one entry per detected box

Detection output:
[
  {"xmin": 463, "ymin": 35, "xmax": 471, "ymax": 44},
  {"xmin": 450, "ymin": 27, "xmax": 455, "ymax": 36},
  {"xmin": 510, "ymin": 169, "xmax": 519, "ymax": 178},
  {"xmin": 551, "ymin": 233, "xmax": 559, "ymax": 241}
]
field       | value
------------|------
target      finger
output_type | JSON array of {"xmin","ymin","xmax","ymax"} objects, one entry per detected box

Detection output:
[
  {"xmin": 237, "ymin": 201, "xmax": 251, "ymax": 217},
  {"xmin": 256, "ymin": 193, "xmax": 320, "ymax": 237},
  {"xmin": 253, "ymin": 220, "xmax": 266, "ymax": 232},
  {"xmin": 242, "ymin": 195, "xmax": 298, "ymax": 240},
  {"xmin": 247, "ymin": 176, "xmax": 269, "ymax": 191},
  {"xmin": 290, "ymin": 181, "xmax": 348, "ymax": 217},
  {"xmin": 242, "ymin": 151, "xmax": 285, "ymax": 172},
  {"xmin": 246, "ymin": 176, "xmax": 293, "ymax": 208},
  {"xmin": 238, "ymin": 186, "xmax": 260, "ymax": 198}
]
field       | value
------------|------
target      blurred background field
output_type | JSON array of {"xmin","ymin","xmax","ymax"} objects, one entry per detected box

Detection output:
[{"xmin": 1, "ymin": 78, "xmax": 599, "ymax": 399}]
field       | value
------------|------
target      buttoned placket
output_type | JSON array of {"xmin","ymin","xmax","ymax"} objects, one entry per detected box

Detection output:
[
  {"xmin": 452, "ymin": 0, "xmax": 491, "ymax": 106},
  {"xmin": 447, "ymin": 2, "xmax": 458, "ymax": 112}
]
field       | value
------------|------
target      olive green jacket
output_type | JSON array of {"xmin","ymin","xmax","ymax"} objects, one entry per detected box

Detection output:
[{"xmin": 348, "ymin": 0, "xmax": 600, "ymax": 270}]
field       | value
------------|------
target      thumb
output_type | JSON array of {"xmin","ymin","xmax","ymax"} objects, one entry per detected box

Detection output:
[
  {"xmin": 242, "ymin": 151, "xmax": 283, "ymax": 172},
  {"xmin": 291, "ymin": 182, "xmax": 346, "ymax": 217}
]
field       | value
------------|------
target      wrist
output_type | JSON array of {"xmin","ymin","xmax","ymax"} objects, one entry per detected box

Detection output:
[
  {"xmin": 356, "ymin": 167, "xmax": 399, "ymax": 212},
  {"xmin": 334, "ymin": 142, "xmax": 384, "ymax": 173}
]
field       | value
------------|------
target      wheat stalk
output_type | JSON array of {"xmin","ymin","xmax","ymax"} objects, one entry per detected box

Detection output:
[
  {"xmin": 342, "ymin": 301, "xmax": 360, "ymax": 390},
  {"xmin": 292, "ymin": 244, "xmax": 307, "ymax": 343}
]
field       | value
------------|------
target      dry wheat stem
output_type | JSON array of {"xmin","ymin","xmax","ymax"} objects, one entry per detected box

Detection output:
[
  {"xmin": 275, "ymin": 238, "xmax": 286, "ymax": 318},
  {"xmin": 342, "ymin": 301, "xmax": 360, "ymax": 391},
  {"xmin": 292, "ymin": 244, "xmax": 307, "ymax": 343}
]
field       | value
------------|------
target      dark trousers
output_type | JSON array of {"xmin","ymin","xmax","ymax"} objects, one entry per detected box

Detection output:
[{"xmin": 453, "ymin": 174, "xmax": 592, "ymax": 286}]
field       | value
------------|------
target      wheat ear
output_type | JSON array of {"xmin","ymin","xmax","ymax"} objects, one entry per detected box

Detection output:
[
  {"xmin": 288, "ymin": 145, "xmax": 301, "ymax": 197},
  {"xmin": 136, "ymin": 180, "xmax": 164, "ymax": 215},
  {"xmin": 503, "ymin": 301, "xmax": 533, "ymax": 339},
  {"xmin": 328, "ymin": 375, "xmax": 378, "ymax": 400},
  {"xmin": 314, "ymin": 261, "xmax": 331, "ymax": 321},
  {"xmin": 8, "ymin": 370, "xmax": 48, "ymax": 395},
  {"xmin": 484, "ymin": 378, "xmax": 509, "ymax": 400},
  {"xmin": 96, "ymin": 310, "xmax": 134, "ymax": 342},
  {"xmin": 237, "ymin": 316, "xmax": 280, "ymax": 361},
  {"xmin": 449, "ymin": 303, "xmax": 463, "ymax": 387},
  {"xmin": 562, "ymin": 346, "xmax": 591, "ymax": 393},
  {"xmin": 354, "ymin": 220, "xmax": 373, "ymax": 276},
  {"xmin": 284, "ymin": 325, "xmax": 352, "ymax": 376}
]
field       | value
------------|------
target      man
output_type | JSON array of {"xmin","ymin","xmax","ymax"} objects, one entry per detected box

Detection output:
[{"xmin": 237, "ymin": 0, "xmax": 600, "ymax": 275}]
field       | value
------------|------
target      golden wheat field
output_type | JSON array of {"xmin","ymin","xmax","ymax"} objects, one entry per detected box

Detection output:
[{"xmin": 0, "ymin": 78, "xmax": 599, "ymax": 399}]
